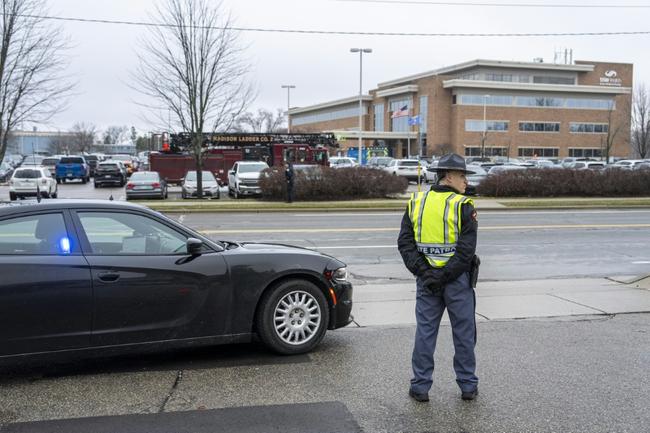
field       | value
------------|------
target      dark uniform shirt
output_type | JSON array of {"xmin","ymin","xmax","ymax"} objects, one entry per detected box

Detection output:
[{"xmin": 397, "ymin": 185, "xmax": 478, "ymax": 286}]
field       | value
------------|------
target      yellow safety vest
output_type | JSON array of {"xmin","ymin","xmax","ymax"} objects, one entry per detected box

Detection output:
[{"xmin": 407, "ymin": 191, "xmax": 474, "ymax": 268}]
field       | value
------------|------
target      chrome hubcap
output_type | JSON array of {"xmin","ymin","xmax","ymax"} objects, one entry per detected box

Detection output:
[{"xmin": 274, "ymin": 290, "xmax": 321, "ymax": 345}]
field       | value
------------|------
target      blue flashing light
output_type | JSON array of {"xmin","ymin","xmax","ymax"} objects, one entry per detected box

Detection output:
[{"xmin": 59, "ymin": 237, "xmax": 71, "ymax": 254}]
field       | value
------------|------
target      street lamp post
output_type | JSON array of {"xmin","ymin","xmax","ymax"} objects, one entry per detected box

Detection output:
[
  {"xmin": 281, "ymin": 85, "xmax": 296, "ymax": 133},
  {"xmin": 350, "ymin": 48, "xmax": 372, "ymax": 165},
  {"xmin": 481, "ymin": 94, "xmax": 490, "ymax": 159}
]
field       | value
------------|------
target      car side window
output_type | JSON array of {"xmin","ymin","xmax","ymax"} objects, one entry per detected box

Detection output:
[
  {"xmin": 77, "ymin": 212, "xmax": 188, "ymax": 255},
  {"xmin": 0, "ymin": 213, "xmax": 70, "ymax": 255}
]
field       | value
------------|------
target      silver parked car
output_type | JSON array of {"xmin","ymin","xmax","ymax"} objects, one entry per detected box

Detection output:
[{"xmin": 125, "ymin": 171, "xmax": 168, "ymax": 200}]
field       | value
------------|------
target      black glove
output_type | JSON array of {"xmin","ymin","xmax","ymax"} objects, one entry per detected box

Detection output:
[{"xmin": 420, "ymin": 268, "xmax": 444, "ymax": 294}]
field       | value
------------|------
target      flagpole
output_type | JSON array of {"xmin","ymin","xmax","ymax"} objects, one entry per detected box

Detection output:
[{"xmin": 407, "ymin": 108, "xmax": 411, "ymax": 158}]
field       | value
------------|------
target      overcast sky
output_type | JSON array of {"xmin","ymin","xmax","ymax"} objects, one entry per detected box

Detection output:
[{"xmin": 40, "ymin": 0, "xmax": 650, "ymax": 134}]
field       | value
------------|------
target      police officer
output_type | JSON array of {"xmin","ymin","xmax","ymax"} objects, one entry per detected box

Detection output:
[
  {"xmin": 284, "ymin": 161, "xmax": 295, "ymax": 203},
  {"xmin": 397, "ymin": 153, "xmax": 479, "ymax": 402}
]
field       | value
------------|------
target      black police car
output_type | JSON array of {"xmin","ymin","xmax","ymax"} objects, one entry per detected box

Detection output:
[{"xmin": 0, "ymin": 200, "xmax": 353, "ymax": 360}]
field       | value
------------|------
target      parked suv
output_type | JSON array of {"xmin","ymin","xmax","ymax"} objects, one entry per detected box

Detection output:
[
  {"xmin": 228, "ymin": 161, "xmax": 269, "ymax": 198},
  {"xmin": 56, "ymin": 156, "xmax": 90, "ymax": 183},
  {"xmin": 84, "ymin": 154, "xmax": 102, "ymax": 176},
  {"xmin": 94, "ymin": 161, "xmax": 127, "ymax": 187},
  {"xmin": 9, "ymin": 166, "xmax": 58, "ymax": 200}
]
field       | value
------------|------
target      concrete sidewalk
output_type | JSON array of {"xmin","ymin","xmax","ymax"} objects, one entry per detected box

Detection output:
[{"xmin": 349, "ymin": 269, "xmax": 650, "ymax": 327}]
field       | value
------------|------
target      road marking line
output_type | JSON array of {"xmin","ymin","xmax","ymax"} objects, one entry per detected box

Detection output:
[
  {"xmin": 632, "ymin": 261, "xmax": 650, "ymax": 264},
  {"xmin": 200, "ymin": 223, "xmax": 650, "ymax": 234}
]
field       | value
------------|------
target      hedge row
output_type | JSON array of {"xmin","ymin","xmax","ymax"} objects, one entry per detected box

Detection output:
[
  {"xmin": 258, "ymin": 166, "xmax": 408, "ymax": 201},
  {"xmin": 477, "ymin": 168, "xmax": 650, "ymax": 197}
]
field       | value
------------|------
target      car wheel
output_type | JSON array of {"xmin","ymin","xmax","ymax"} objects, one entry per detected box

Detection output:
[
  {"xmin": 181, "ymin": 191, "xmax": 186, "ymax": 199},
  {"xmin": 51, "ymin": 189, "xmax": 58, "ymax": 199},
  {"xmin": 9, "ymin": 192, "xmax": 16, "ymax": 201},
  {"xmin": 94, "ymin": 182, "xmax": 98, "ymax": 188},
  {"xmin": 233, "ymin": 188, "xmax": 239, "ymax": 199},
  {"xmin": 56, "ymin": 178, "xmax": 61, "ymax": 184},
  {"xmin": 164, "ymin": 188, "xmax": 168, "ymax": 199},
  {"xmin": 255, "ymin": 279, "xmax": 329, "ymax": 355}
]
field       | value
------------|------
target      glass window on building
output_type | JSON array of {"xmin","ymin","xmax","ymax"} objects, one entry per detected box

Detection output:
[
  {"xmin": 292, "ymin": 104, "xmax": 367, "ymax": 126},
  {"xmin": 532, "ymin": 76, "xmax": 576, "ymax": 85},
  {"xmin": 464, "ymin": 147, "xmax": 508, "ymax": 156},
  {"xmin": 373, "ymin": 103, "xmax": 384, "ymax": 131},
  {"xmin": 515, "ymin": 96, "xmax": 564, "ymax": 108},
  {"xmin": 518, "ymin": 122, "xmax": 561, "ymax": 132},
  {"xmin": 569, "ymin": 123, "xmax": 609, "ymax": 134},
  {"xmin": 465, "ymin": 120, "xmax": 509, "ymax": 132},
  {"xmin": 566, "ymin": 98, "xmax": 615, "ymax": 110},
  {"xmin": 569, "ymin": 148, "xmax": 603, "ymax": 158},
  {"xmin": 517, "ymin": 148, "xmax": 559, "ymax": 158},
  {"xmin": 419, "ymin": 96, "xmax": 428, "ymax": 132},
  {"xmin": 459, "ymin": 94, "xmax": 513, "ymax": 106},
  {"xmin": 390, "ymin": 98, "xmax": 412, "ymax": 132},
  {"xmin": 485, "ymin": 73, "xmax": 513, "ymax": 82}
]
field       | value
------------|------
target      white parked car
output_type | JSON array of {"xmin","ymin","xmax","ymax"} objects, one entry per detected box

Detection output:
[
  {"xmin": 228, "ymin": 161, "xmax": 269, "ymax": 198},
  {"xmin": 609, "ymin": 159, "xmax": 647, "ymax": 170},
  {"xmin": 384, "ymin": 159, "xmax": 426, "ymax": 182},
  {"xmin": 181, "ymin": 170, "xmax": 221, "ymax": 199},
  {"xmin": 329, "ymin": 156, "xmax": 358, "ymax": 168},
  {"xmin": 572, "ymin": 161, "xmax": 606, "ymax": 170},
  {"xmin": 9, "ymin": 166, "xmax": 58, "ymax": 200}
]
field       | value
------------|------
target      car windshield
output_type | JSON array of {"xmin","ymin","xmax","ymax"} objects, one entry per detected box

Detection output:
[
  {"xmin": 110, "ymin": 155, "xmax": 131, "ymax": 161},
  {"xmin": 467, "ymin": 166, "xmax": 487, "ymax": 176},
  {"xmin": 22, "ymin": 156, "xmax": 44, "ymax": 165},
  {"xmin": 99, "ymin": 163, "xmax": 119, "ymax": 169},
  {"xmin": 239, "ymin": 163, "xmax": 268, "ymax": 173},
  {"xmin": 60, "ymin": 157, "xmax": 84, "ymax": 164},
  {"xmin": 399, "ymin": 161, "xmax": 420, "ymax": 167},
  {"xmin": 186, "ymin": 171, "xmax": 216, "ymax": 182},
  {"xmin": 130, "ymin": 172, "xmax": 159, "ymax": 181},
  {"xmin": 14, "ymin": 169, "xmax": 41, "ymax": 179},
  {"xmin": 41, "ymin": 158, "xmax": 60, "ymax": 165}
]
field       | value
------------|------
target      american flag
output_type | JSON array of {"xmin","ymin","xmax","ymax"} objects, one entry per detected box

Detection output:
[{"xmin": 391, "ymin": 105, "xmax": 409, "ymax": 119}]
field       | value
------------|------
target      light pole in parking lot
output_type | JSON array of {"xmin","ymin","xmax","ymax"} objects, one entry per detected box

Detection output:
[
  {"xmin": 481, "ymin": 94, "xmax": 490, "ymax": 159},
  {"xmin": 350, "ymin": 48, "xmax": 372, "ymax": 165},
  {"xmin": 281, "ymin": 85, "xmax": 296, "ymax": 134}
]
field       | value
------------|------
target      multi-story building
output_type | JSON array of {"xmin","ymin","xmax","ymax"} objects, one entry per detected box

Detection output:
[{"xmin": 289, "ymin": 58, "xmax": 632, "ymax": 160}]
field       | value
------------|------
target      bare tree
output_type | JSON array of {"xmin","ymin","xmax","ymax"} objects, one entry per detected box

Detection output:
[
  {"xmin": 134, "ymin": 0, "xmax": 254, "ymax": 197},
  {"xmin": 632, "ymin": 84, "xmax": 650, "ymax": 159},
  {"xmin": 601, "ymin": 100, "xmax": 631, "ymax": 164},
  {"xmin": 0, "ymin": 0, "xmax": 73, "ymax": 162},
  {"xmin": 235, "ymin": 108, "xmax": 286, "ymax": 133},
  {"xmin": 70, "ymin": 122, "xmax": 97, "ymax": 154},
  {"xmin": 103, "ymin": 125, "xmax": 129, "ymax": 144}
]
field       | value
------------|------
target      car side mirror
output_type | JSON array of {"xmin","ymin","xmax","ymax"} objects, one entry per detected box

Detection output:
[
  {"xmin": 228, "ymin": 170, "xmax": 235, "ymax": 175},
  {"xmin": 186, "ymin": 237, "xmax": 203, "ymax": 255}
]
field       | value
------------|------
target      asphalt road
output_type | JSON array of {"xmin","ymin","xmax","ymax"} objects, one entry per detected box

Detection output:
[{"xmin": 169, "ymin": 209, "xmax": 650, "ymax": 281}]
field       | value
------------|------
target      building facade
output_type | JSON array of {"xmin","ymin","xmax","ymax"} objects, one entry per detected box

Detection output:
[{"xmin": 289, "ymin": 59, "xmax": 633, "ymax": 160}]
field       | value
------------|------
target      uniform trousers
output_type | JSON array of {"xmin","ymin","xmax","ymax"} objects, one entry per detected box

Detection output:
[{"xmin": 410, "ymin": 272, "xmax": 478, "ymax": 394}]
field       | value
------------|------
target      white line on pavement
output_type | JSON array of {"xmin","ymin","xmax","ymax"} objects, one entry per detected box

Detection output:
[{"xmin": 632, "ymin": 261, "xmax": 650, "ymax": 264}]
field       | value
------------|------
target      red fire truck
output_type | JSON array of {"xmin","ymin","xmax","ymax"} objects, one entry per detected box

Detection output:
[{"xmin": 150, "ymin": 132, "xmax": 336, "ymax": 185}]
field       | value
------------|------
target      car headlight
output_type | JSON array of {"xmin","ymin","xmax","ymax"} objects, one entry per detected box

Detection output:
[{"xmin": 326, "ymin": 267, "xmax": 348, "ymax": 282}]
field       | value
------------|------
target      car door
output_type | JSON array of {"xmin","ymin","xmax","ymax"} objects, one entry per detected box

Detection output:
[
  {"xmin": 0, "ymin": 211, "xmax": 92, "ymax": 356},
  {"xmin": 72, "ymin": 209, "xmax": 231, "ymax": 346},
  {"xmin": 228, "ymin": 163, "xmax": 238, "ymax": 187}
]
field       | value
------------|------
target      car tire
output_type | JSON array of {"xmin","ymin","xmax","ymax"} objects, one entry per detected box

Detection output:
[
  {"xmin": 9, "ymin": 192, "xmax": 16, "ymax": 201},
  {"xmin": 94, "ymin": 182, "xmax": 98, "ymax": 188},
  {"xmin": 255, "ymin": 279, "xmax": 329, "ymax": 355},
  {"xmin": 56, "ymin": 178, "xmax": 61, "ymax": 184},
  {"xmin": 81, "ymin": 177, "xmax": 87, "ymax": 184},
  {"xmin": 51, "ymin": 189, "xmax": 58, "ymax": 199},
  {"xmin": 233, "ymin": 188, "xmax": 239, "ymax": 199}
]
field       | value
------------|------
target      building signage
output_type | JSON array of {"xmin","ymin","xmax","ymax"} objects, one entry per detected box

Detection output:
[{"xmin": 599, "ymin": 70, "xmax": 622, "ymax": 87}]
